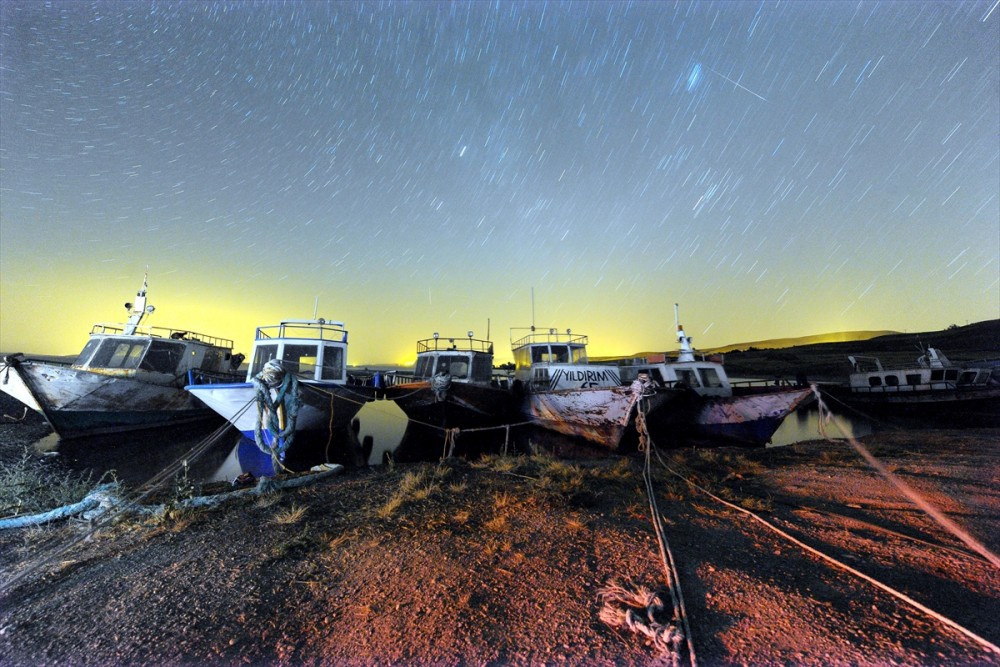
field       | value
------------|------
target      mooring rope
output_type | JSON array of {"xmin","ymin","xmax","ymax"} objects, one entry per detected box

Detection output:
[
  {"xmin": 649, "ymin": 410, "xmax": 1000, "ymax": 657},
  {"xmin": 598, "ymin": 395, "xmax": 695, "ymax": 667},
  {"xmin": 812, "ymin": 385, "xmax": 1000, "ymax": 570},
  {"xmin": 0, "ymin": 400, "xmax": 256, "ymax": 596}
]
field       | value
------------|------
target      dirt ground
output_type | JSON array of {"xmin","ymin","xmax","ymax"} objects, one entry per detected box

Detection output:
[{"xmin": 0, "ymin": 414, "xmax": 998, "ymax": 666}]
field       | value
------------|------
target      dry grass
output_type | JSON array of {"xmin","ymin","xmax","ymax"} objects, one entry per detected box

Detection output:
[{"xmin": 273, "ymin": 504, "xmax": 308, "ymax": 525}]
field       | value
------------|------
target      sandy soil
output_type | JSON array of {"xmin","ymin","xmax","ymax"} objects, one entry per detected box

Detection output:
[{"xmin": 0, "ymin": 414, "xmax": 998, "ymax": 666}]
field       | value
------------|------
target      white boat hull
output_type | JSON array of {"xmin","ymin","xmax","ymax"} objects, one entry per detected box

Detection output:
[{"xmin": 186, "ymin": 381, "xmax": 372, "ymax": 443}]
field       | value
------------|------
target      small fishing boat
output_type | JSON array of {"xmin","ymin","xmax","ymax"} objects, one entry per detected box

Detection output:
[
  {"xmin": 382, "ymin": 332, "xmax": 519, "ymax": 430},
  {"xmin": 0, "ymin": 274, "xmax": 244, "ymax": 439},
  {"xmin": 510, "ymin": 327, "xmax": 674, "ymax": 450},
  {"xmin": 185, "ymin": 318, "xmax": 376, "ymax": 466},
  {"xmin": 619, "ymin": 305, "xmax": 814, "ymax": 446},
  {"xmin": 828, "ymin": 347, "xmax": 1000, "ymax": 425}
]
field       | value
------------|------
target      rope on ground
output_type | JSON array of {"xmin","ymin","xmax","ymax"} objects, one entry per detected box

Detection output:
[
  {"xmin": 599, "ymin": 396, "xmax": 695, "ymax": 667},
  {"xmin": 649, "ymin": 422, "xmax": 1000, "ymax": 657},
  {"xmin": 812, "ymin": 385, "xmax": 1000, "ymax": 570},
  {"xmin": 0, "ymin": 406, "xmax": 255, "ymax": 596}
]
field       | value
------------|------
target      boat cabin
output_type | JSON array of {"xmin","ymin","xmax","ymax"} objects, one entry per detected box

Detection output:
[
  {"xmin": 511, "ymin": 328, "xmax": 621, "ymax": 390},
  {"xmin": 618, "ymin": 308, "xmax": 732, "ymax": 397},
  {"xmin": 248, "ymin": 319, "xmax": 350, "ymax": 383},
  {"xmin": 410, "ymin": 333, "xmax": 495, "ymax": 384},
  {"xmin": 73, "ymin": 324, "xmax": 237, "ymax": 382},
  {"xmin": 620, "ymin": 355, "xmax": 732, "ymax": 397},
  {"xmin": 847, "ymin": 349, "xmax": 994, "ymax": 393}
]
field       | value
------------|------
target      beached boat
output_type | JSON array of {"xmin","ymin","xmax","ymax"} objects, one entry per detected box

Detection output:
[
  {"xmin": 0, "ymin": 274, "xmax": 244, "ymax": 439},
  {"xmin": 828, "ymin": 347, "xmax": 1000, "ymax": 425},
  {"xmin": 510, "ymin": 327, "xmax": 674, "ymax": 449},
  {"xmin": 185, "ymin": 318, "xmax": 376, "ymax": 465},
  {"xmin": 618, "ymin": 306, "xmax": 814, "ymax": 446},
  {"xmin": 382, "ymin": 332, "xmax": 519, "ymax": 430}
]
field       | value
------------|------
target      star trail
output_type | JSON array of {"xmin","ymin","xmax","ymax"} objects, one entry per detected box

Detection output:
[{"xmin": 1, "ymin": 1, "xmax": 997, "ymax": 364}]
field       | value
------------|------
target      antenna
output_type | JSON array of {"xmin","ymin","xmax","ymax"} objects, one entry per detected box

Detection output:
[
  {"xmin": 487, "ymin": 317, "xmax": 491, "ymax": 340},
  {"xmin": 313, "ymin": 297, "xmax": 319, "ymax": 320},
  {"xmin": 531, "ymin": 287, "xmax": 535, "ymax": 329}
]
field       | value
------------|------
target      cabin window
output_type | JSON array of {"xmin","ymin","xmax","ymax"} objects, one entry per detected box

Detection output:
[
  {"xmin": 415, "ymin": 356, "xmax": 434, "ymax": 378},
  {"xmin": 885, "ymin": 375, "xmax": 899, "ymax": 387},
  {"xmin": 930, "ymin": 370, "xmax": 944, "ymax": 382},
  {"xmin": 698, "ymin": 367, "xmax": 723, "ymax": 388},
  {"xmin": 944, "ymin": 369, "xmax": 959, "ymax": 382},
  {"xmin": 531, "ymin": 346, "xmax": 550, "ymax": 364},
  {"xmin": 957, "ymin": 370, "xmax": 978, "ymax": 386},
  {"xmin": 906, "ymin": 374, "xmax": 922, "ymax": 386},
  {"xmin": 513, "ymin": 347, "xmax": 531, "ymax": 370},
  {"xmin": 91, "ymin": 339, "xmax": 148, "ymax": 370},
  {"xmin": 570, "ymin": 345, "xmax": 587, "ymax": 364},
  {"xmin": 436, "ymin": 355, "xmax": 468, "ymax": 379},
  {"xmin": 868, "ymin": 376, "xmax": 883, "ymax": 387},
  {"xmin": 321, "ymin": 345, "xmax": 344, "ymax": 380},
  {"xmin": 203, "ymin": 348, "xmax": 226, "ymax": 372},
  {"xmin": 140, "ymin": 341, "xmax": 184, "ymax": 373},
  {"xmin": 649, "ymin": 368, "xmax": 666, "ymax": 384},
  {"xmin": 549, "ymin": 345, "xmax": 570, "ymax": 363},
  {"xmin": 676, "ymin": 369, "xmax": 700, "ymax": 388},
  {"xmin": 471, "ymin": 355, "xmax": 492, "ymax": 382},
  {"xmin": 252, "ymin": 344, "xmax": 279, "ymax": 376},
  {"xmin": 283, "ymin": 344, "xmax": 319, "ymax": 379},
  {"xmin": 75, "ymin": 339, "xmax": 101, "ymax": 366}
]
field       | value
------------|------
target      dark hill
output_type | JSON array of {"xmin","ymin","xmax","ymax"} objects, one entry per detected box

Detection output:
[{"xmin": 719, "ymin": 319, "xmax": 1000, "ymax": 382}]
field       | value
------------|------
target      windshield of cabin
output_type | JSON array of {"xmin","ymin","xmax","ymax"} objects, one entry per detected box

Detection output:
[
  {"xmin": 88, "ymin": 338, "xmax": 150, "ymax": 370},
  {"xmin": 139, "ymin": 340, "xmax": 184, "ymax": 374}
]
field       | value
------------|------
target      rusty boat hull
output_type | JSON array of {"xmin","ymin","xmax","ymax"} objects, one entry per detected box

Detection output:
[
  {"xmin": 6, "ymin": 360, "xmax": 221, "ymax": 439},
  {"xmin": 522, "ymin": 385, "xmax": 677, "ymax": 450}
]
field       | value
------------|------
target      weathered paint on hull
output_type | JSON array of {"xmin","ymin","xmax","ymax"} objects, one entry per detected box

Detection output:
[
  {"xmin": 385, "ymin": 381, "xmax": 520, "ymax": 430},
  {"xmin": 651, "ymin": 387, "xmax": 814, "ymax": 446},
  {"xmin": 524, "ymin": 386, "xmax": 659, "ymax": 449},
  {"xmin": 186, "ymin": 381, "xmax": 373, "ymax": 443},
  {"xmin": 11, "ymin": 361, "xmax": 216, "ymax": 439}
]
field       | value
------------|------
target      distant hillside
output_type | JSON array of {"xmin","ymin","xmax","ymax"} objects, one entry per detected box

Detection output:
[
  {"xmin": 590, "ymin": 319, "xmax": 999, "ymax": 382},
  {"xmin": 702, "ymin": 330, "xmax": 899, "ymax": 354},
  {"xmin": 590, "ymin": 329, "xmax": 898, "ymax": 364},
  {"xmin": 713, "ymin": 319, "xmax": 999, "ymax": 382}
]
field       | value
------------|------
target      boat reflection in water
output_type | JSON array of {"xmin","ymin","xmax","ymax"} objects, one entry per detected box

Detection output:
[
  {"xmin": 32, "ymin": 420, "xmax": 241, "ymax": 487},
  {"xmin": 30, "ymin": 394, "xmax": 875, "ymax": 487}
]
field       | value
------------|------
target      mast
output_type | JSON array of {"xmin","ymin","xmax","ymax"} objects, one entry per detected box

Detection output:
[
  {"xmin": 123, "ymin": 272, "xmax": 152, "ymax": 335},
  {"xmin": 674, "ymin": 303, "xmax": 695, "ymax": 363}
]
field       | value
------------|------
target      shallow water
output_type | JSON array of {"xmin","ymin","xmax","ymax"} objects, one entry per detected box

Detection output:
[{"xmin": 31, "ymin": 396, "xmax": 875, "ymax": 488}]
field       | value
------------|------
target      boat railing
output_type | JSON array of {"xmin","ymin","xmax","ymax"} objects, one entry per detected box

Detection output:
[
  {"xmin": 90, "ymin": 323, "xmax": 234, "ymax": 349},
  {"xmin": 730, "ymin": 378, "xmax": 791, "ymax": 389},
  {"xmin": 853, "ymin": 381, "xmax": 958, "ymax": 394},
  {"xmin": 255, "ymin": 320, "xmax": 348, "ymax": 343},
  {"xmin": 416, "ymin": 336, "xmax": 494, "ymax": 354},
  {"xmin": 186, "ymin": 368, "xmax": 245, "ymax": 386},
  {"xmin": 510, "ymin": 328, "xmax": 588, "ymax": 349}
]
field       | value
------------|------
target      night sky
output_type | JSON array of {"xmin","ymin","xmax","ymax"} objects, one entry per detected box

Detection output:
[{"xmin": 2, "ymin": 1, "xmax": 998, "ymax": 365}]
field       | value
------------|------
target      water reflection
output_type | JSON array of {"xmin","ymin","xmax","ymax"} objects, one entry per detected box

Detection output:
[
  {"xmin": 30, "ymin": 398, "xmax": 876, "ymax": 487},
  {"xmin": 33, "ymin": 420, "xmax": 241, "ymax": 487}
]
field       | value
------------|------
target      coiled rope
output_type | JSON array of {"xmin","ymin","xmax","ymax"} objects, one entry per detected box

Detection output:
[
  {"xmin": 599, "ymin": 394, "xmax": 696, "ymax": 667},
  {"xmin": 252, "ymin": 359, "xmax": 300, "ymax": 469}
]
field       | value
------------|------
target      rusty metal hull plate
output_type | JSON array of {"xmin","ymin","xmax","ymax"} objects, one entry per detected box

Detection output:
[
  {"xmin": 524, "ymin": 385, "xmax": 641, "ymax": 448},
  {"xmin": 12, "ymin": 361, "xmax": 216, "ymax": 438}
]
